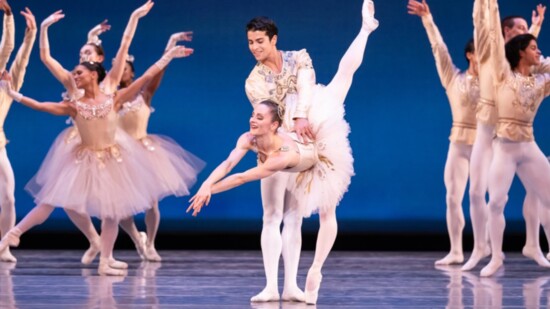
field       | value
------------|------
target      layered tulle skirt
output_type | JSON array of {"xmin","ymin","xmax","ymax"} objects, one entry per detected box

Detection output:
[
  {"xmin": 25, "ymin": 127, "xmax": 174, "ymax": 220},
  {"xmin": 134, "ymin": 134, "xmax": 205, "ymax": 199},
  {"xmin": 288, "ymin": 84, "xmax": 355, "ymax": 217}
]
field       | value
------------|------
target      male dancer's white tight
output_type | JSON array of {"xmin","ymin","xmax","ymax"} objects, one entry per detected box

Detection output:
[
  {"xmin": 463, "ymin": 122, "xmax": 493, "ymax": 271},
  {"xmin": 435, "ymin": 143, "xmax": 472, "ymax": 266},
  {"xmin": 481, "ymin": 139, "xmax": 550, "ymax": 276},
  {"xmin": 464, "ymin": 123, "xmax": 550, "ymax": 271},
  {"xmin": 0, "ymin": 148, "xmax": 16, "ymax": 261},
  {"xmin": 304, "ymin": 3, "xmax": 376, "ymax": 303},
  {"xmin": 251, "ymin": 172, "xmax": 303, "ymax": 302}
]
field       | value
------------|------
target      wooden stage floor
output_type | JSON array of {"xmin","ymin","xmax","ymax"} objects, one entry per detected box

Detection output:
[{"xmin": 1, "ymin": 250, "xmax": 550, "ymax": 308}]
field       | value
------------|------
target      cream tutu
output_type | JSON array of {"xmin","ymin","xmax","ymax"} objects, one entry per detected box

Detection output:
[
  {"xmin": 118, "ymin": 94, "xmax": 205, "ymax": 199},
  {"xmin": 288, "ymin": 84, "xmax": 354, "ymax": 218},
  {"xmin": 134, "ymin": 134, "xmax": 205, "ymax": 198},
  {"xmin": 25, "ymin": 96, "xmax": 170, "ymax": 220}
]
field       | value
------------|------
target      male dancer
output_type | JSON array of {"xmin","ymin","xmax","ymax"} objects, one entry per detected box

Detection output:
[
  {"xmin": 244, "ymin": 16, "xmax": 316, "ymax": 302},
  {"xmin": 464, "ymin": 0, "xmax": 548, "ymax": 271},
  {"xmin": 0, "ymin": 2, "xmax": 36, "ymax": 262}
]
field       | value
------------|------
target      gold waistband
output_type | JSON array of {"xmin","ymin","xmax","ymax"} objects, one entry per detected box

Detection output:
[
  {"xmin": 452, "ymin": 122, "xmax": 477, "ymax": 129},
  {"xmin": 478, "ymin": 98, "xmax": 495, "ymax": 106},
  {"xmin": 498, "ymin": 118, "xmax": 533, "ymax": 127}
]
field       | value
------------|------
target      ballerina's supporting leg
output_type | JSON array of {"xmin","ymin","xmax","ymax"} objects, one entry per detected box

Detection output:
[{"xmin": 144, "ymin": 201, "xmax": 162, "ymax": 261}]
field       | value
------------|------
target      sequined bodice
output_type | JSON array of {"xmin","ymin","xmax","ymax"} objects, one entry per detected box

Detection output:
[
  {"xmin": 74, "ymin": 96, "xmax": 118, "ymax": 149},
  {"xmin": 118, "ymin": 94, "xmax": 150, "ymax": 139}
]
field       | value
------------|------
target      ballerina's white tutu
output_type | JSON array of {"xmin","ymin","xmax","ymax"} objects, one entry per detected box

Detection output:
[{"xmin": 287, "ymin": 84, "xmax": 354, "ymax": 218}]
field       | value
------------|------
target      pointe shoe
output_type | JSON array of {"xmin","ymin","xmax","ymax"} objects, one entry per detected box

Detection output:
[
  {"xmin": 305, "ymin": 269, "xmax": 323, "ymax": 305},
  {"xmin": 0, "ymin": 248, "xmax": 17, "ymax": 263},
  {"xmin": 98, "ymin": 260, "xmax": 127, "ymax": 276},
  {"xmin": 0, "ymin": 228, "xmax": 21, "ymax": 252},
  {"xmin": 362, "ymin": 0, "xmax": 379, "ymax": 32},
  {"xmin": 134, "ymin": 232, "xmax": 147, "ymax": 260},
  {"xmin": 144, "ymin": 245, "xmax": 162, "ymax": 262},
  {"xmin": 81, "ymin": 241, "xmax": 101, "ymax": 265},
  {"xmin": 109, "ymin": 258, "xmax": 128, "ymax": 269}
]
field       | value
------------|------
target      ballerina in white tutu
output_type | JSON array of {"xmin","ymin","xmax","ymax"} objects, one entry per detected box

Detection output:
[
  {"xmin": 115, "ymin": 32, "xmax": 205, "ymax": 262},
  {"xmin": 188, "ymin": 0, "xmax": 378, "ymax": 304},
  {"xmin": 0, "ymin": 44, "xmax": 192, "ymax": 276}
]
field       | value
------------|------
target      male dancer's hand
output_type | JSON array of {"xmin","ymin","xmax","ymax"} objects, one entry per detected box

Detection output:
[
  {"xmin": 0, "ymin": 0, "xmax": 12, "ymax": 15},
  {"xmin": 532, "ymin": 4, "xmax": 546, "ymax": 27},
  {"xmin": 294, "ymin": 118, "xmax": 315, "ymax": 142},
  {"xmin": 21, "ymin": 7, "xmax": 36, "ymax": 32},
  {"xmin": 407, "ymin": 0, "xmax": 430, "ymax": 17}
]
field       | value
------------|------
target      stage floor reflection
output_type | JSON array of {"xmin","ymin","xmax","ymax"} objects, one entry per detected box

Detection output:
[{"xmin": 1, "ymin": 250, "xmax": 549, "ymax": 308}]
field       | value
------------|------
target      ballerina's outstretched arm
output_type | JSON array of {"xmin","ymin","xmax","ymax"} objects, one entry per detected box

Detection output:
[
  {"xmin": 103, "ymin": 0, "xmax": 154, "ymax": 93},
  {"xmin": 86, "ymin": 19, "xmax": 110, "ymax": 47},
  {"xmin": 0, "ymin": 77, "xmax": 73, "ymax": 117},
  {"xmin": 114, "ymin": 44, "xmax": 193, "ymax": 109},
  {"xmin": 142, "ymin": 31, "xmax": 193, "ymax": 104}
]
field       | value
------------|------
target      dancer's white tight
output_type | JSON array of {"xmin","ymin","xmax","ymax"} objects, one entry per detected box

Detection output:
[
  {"xmin": 0, "ymin": 148, "xmax": 15, "ymax": 260},
  {"xmin": 252, "ymin": 172, "xmax": 302, "ymax": 302},
  {"xmin": 463, "ymin": 122, "xmax": 493, "ymax": 270},
  {"xmin": 309, "ymin": 5, "xmax": 374, "ymax": 272},
  {"xmin": 0, "ymin": 149, "xmax": 15, "ymax": 235},
  {"xmin": 436, "ymin": 143, "xmax": 472, "ymax": 265},
  {"xmin": 482, "ymin": 139, "xmax": 550, "ymax": 276}
]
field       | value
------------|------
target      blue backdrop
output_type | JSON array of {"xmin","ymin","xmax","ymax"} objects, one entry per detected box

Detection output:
[{"xmin": 4, "ymin": 0, "xmax": 550, "ymax": 233}]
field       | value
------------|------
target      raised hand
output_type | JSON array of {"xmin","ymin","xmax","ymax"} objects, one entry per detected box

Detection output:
[
  {"xmin": 407, "ymin": 0, "xmax": 430, "ymax": 17},
  {"xmin": 20, "ymin": 7, "xmax": 36, "ymax": 31},
  {"xmin": 41, "ymin": 10, "xmax": 64, "ymax": 28},
  {"xmin": 132, "ymin": 0, "xmax": 154, "ymax": 19},
  {"xmin": 532, "ymin": 4, "xmax": 546, "ymax": 27},
  {"xmin": 0, "ymin": 0, "xmax": 12, "ymax": 15},
  {"xmin": 166, "ymin": 32, "xmax": 193, "ymax": 51},
  {"xmin": 97, "ymin": 19, "xmax": 111, "ymax": 33},
  {"xmin": 167, "ymin": 45, "xmax": 194, "ymax": 58}
]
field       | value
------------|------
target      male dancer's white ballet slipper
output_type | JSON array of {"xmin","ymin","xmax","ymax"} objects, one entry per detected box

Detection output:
[
  {"xmin": 81, "ymin": 240, "xmax": 101, "ymax": 265},
  {"xmin": 98, "ymin": 258, "xmax": 127, "ymax": 276},
  {"xmin": 362, "ymin": 0, "xmax": 379, "ymax": 32},
  {"xmin": 144, "ymin": 245, "xmax": 162, "ymax": 262},
  {"xmin": 0, "ymin": 228, "xmax": 21, "ymax": 253},
  {"xmin": 250, "ymin": 288, "xmax": 280, "ymax": 302},
  {"xmin": 304, "ymin": 269, "xmax": 323, "ymax": 305}
]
